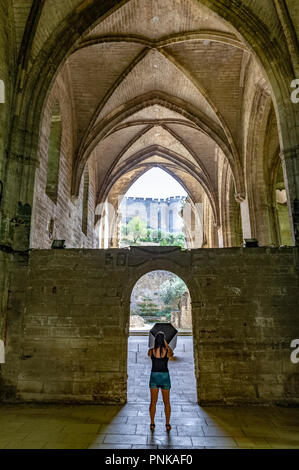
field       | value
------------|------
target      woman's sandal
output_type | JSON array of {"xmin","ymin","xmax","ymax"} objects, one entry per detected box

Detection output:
[
  {"xmin": 150, "ymin": 424, "xmax": 155, "ymax": 432},
  {"xmin": 166, "ymin": 424, "xmax": 171, "ymax": 432}
]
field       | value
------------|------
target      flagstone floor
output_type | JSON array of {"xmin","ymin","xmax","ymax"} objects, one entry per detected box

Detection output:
[{"xmin": 0, "ymin": 336, "xmax": 299, "ymax": 449}]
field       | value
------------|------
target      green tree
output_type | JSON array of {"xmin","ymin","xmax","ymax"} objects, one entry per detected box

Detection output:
[
  {"xmin": 137, "ymin": 296, "xmax": 159, "ymax": 317},
  {"xmin": 125, "ymin": 216, "xmax": 147, "ymax": 244},
  {"xmin": 159, "ymin": 232, "xmax": 185, "ymax": 249},
  {"xmin": 160, "ymin": 277, "xmax": 187, "ymax": 307},
  {"xmin": 121, "ymin": 219, "xmax": 185, "ymax": 248}
]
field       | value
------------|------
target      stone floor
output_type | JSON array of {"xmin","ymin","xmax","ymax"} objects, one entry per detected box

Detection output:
[{"xmin": 0, "ymin": 336, "xmax": 299, "ymax": 449}]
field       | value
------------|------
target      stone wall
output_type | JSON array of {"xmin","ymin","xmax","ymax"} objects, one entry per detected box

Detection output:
[
  {"xmin": 0, "ymin": 246, "xmax": 298, "ymax": 405},
  {"xmin": 30, "ymin": 65, "xmax": 97, "ymax": 250},
  {"xmin": 0, "ymin": 0, "xmax": 14, "ymax": 182},
  {"xmin": 0, "ymin": 250, "xmax": 12, "ymax": 338},
  {"xmin": 172, "ymin": 291, "xmax": 192, "ymax": 330},
  {"xmin": 0, "ymin": 1, "xmax": 14, "ymax": 327}
]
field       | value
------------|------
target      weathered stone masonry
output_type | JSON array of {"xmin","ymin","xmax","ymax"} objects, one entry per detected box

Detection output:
[{"xmin": 1, "ymin": 246, "xmax": 298, "ymax": 405}]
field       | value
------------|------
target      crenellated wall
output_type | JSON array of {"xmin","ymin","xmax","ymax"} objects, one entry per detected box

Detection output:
[{"xmin": 0, "ymin": 247, "xmax": 298, "ymax": 405}]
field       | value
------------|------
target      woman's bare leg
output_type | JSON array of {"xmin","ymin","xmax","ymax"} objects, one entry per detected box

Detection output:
[
  {"xmin": 161, "ymin": 389, "xmax": 171, "ymax": 425},
  {"xmin": 149, "ymin": 388, "xmax": 159, "ymax": 424}
]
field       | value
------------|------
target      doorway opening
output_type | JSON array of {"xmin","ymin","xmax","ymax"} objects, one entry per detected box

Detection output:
[{"xmin": 127, "ymin": 270, "xmax": 197, "ymax": 404}]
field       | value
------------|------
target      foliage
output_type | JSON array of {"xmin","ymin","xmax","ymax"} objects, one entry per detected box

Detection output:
[
  {"xmin": 160, "ymin": 277, "xmax": 188, "ymax": 306},
  {"xmin": 121, "ymin": 217, "xmax": 185, "ymax": 248},
  {"xmin": 122, "ymin": 216, "xmax": 147, "ymax": 243},
  {"xmin": 136, "ymin": 298, "xmax": 172, "ymax": 322},
  {"xmin": 157, "ymin": 308, "xmax": 172, "ymax": 321},
  {"xmin": 158, "ymin": 233, "xmax": 185, "ymax": 248},
  {"xmin": 137, "ymin": 295, "xmax": 159, "ymax": 317}
]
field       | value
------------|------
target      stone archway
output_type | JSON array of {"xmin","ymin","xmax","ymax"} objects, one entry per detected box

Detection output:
[
  {"xmin": 122, "ymin": 252, "xmax": 201, "ymax": 405},
  {"xmin": 126, "ymin": 268, "xmax": 197, "ymax": 405}
]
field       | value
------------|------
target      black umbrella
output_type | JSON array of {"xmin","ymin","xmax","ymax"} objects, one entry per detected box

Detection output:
[{"xmin": 148, "ymin": 322, "xmax": 178, "ymax": 350}]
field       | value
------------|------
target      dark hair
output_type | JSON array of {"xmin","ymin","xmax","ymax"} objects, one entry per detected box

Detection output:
[{"xmin": 154, "ymin": 331, "xmax": 166, "ymax": 356}]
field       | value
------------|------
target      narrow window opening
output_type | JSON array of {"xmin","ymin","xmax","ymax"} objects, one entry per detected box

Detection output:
[
  {"xmin": 82, "ymin": 167, "xmax": 89, "ymax": 236},
  {"xmin": 157, "ymin": 210, "xmax": 161, "ymax": 230},
  {"xmin": 169, "ymin": 209, "xmax": 174, "ymax": 233},
  {"xmin": 46, "ymin": 103, "xmax": 62, "ymax": 204}
]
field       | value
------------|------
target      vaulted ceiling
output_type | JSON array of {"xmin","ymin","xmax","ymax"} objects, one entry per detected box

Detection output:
[{"xmin": 44, "ymin": 0, "xmax": 268, "ymax": 221}]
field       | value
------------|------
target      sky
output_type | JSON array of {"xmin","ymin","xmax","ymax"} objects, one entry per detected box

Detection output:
[{"xmin": 125, "ymin": 168, "xmax": 187, "ymax": 199}]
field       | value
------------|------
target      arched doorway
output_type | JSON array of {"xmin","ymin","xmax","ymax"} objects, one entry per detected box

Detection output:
[{"xmin": 127, "ymin": 270, "xmax": 197, "ymax": 405}]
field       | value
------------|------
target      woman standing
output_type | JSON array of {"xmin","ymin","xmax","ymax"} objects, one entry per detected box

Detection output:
[{"xmin": 148, "ymin": 331, "xmax": 174, "ymax": 432}]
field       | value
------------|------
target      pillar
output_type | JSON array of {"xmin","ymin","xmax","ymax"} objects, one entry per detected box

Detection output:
[
  {"xmin": 280, "ymin": 147, "xmax": 299, "ymax": 246},
  {"xmin": 235, "ymin": 193, "xmax": 252, "ymax": 242}
]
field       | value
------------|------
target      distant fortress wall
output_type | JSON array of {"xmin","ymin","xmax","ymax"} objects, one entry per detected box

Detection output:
[{"xmin": 120, "ymin": 196, "xmax": 186, "ymax": 233}]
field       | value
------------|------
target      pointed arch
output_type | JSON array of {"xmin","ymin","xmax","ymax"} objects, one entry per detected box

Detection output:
[
  {"xmin": 98, "ymin": 145, "xmax": 220, "ymax": 226},
  {"xmin": 73, "ymin": 91, "xmax": 243, "ymax": 199}
]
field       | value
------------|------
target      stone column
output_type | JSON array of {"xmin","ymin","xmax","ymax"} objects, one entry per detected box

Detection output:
[
  {"xmin": 193, "ymin": 204, "xmax": 204, "ymax": 249},
  {"xmin": 103, "ymin": 204, "xmax": 109, "ymax": 249},
  {"xmin": 0, "ymin": 123, "xmax": 39, "ymax": 252},
  {"xmin": 218, "ymin": 226, "xmax": 224, "ymax": 248},
  {"xmin": 269, "ymin": 202, "xmax": 281, "ymax": 246},
  {"xmin": 235, "ymin": 193, "xmax": 252, "ymax": 242},
  {"xmin": 280, "ymin": 147, "xmax": 299, "ymax": 246}
]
